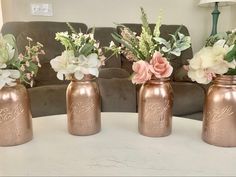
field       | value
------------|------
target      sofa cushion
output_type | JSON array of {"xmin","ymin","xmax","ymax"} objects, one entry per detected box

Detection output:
[
  {"xmin": 88, "ymin": 27, "xmax": 121, "ymax": 68},
  {"xmin": 172, "ymin": 82, "xmax": 205, "ymax": 116},
  {"xmin": 28, "ymin": 85, "xmax": 67, "ymax": 117},
  {"xmin": 98, "ymin": 78, "xmax": 136, "ymax": 112},
  {"xmin": 99, "ymin": 68, "xmax": 130, "ymax": 79}
]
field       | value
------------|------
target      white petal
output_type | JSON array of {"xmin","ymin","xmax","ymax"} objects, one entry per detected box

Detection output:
[
  {"xmin": 57, "ymin": 72, "xmax": 64, "ymax": 80},
  {"xmin": 1, "ymin": 70, "xmax": 11, "ymax": 78},
  {"xmin": 87, "ymin": 53, "xmax": 99, "ymax": 67},
  {"xmin": 0, "ymin": 80, "xmax": 6, "ymax": 89},
  {"xmin": 213, "ymin": 39, "xmax": 226, "ymax": 48},
  {"xmin": 88, "ymin": 68, "xmax": 99, "ymax": 77},
  {"xmin": 50, "ymin": 56, "xmax": 62, "ymax": 72},
  {"xmin": 7, "ymin": 81, "xmax": 17, "ymax": 87},
  {"xmin": 74, "ymin": 71, "xmax": 84, "ymax": 80},
  {"xmin": 80, "ymin": 67, "xmax": 90, "ymax": 75},
  {"xmin": 78, "ymin": 55, "xmax": 87, "ymax": 64},
  {"xmin": 9, "ymin": 70, "xmax": 20, "ymax": 79},
  {"xmin": 0, "ymin": 63, "xmax": 7, "ymax": 69}
]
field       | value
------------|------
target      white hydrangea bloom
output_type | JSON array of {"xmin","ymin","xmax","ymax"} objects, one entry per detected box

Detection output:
[
  {"xmin": 188, "ymin": 43, "xmax": 236, "ymax": 84},
  {"xmin": 73, "ymin": 53, "xmax": 101, "ymax": 80},
  {"xmin": 50, "ymin": 51, "xmax": 101, "ymax": 81}
]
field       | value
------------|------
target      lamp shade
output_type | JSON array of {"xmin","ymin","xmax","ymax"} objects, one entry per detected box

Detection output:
[{"xmin": 199, "ymin": 0, "xmax": 236, "ymax": 7}]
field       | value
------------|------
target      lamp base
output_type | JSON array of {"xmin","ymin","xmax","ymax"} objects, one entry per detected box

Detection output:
[{"xmin": 211, "ymin": 2, "xmax": 220, "ymax": 36}]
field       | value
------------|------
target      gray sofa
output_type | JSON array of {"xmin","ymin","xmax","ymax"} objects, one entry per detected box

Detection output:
[{"xmin": 1, "ymin": 21, "xmax": 205, "ymax": 120}]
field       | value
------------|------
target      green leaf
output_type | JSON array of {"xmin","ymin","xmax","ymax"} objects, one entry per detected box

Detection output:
[
  {"xmin": 170, "ymin": 48, "xmax": 181, "ymax": 56},
  {"xmin": 139, "ymin": 27, "xmax": 153, "ymax": 59},
  {"xmin": 226, "ymin": 68, "xmax": 236, "ymax": 75},
  {"xmin": 174, "ymin": 25, "xmax": 183, "ymax": 37},
  {"xmin": 162, "ymin": 46, "xmax": 170, "ymax": 53},
  {"xmin": 28, "ymin": 62, "xmax": 39, "ymax": 74},
  {"xmin": 178, "ymin": 32, "xmax": 185, "ymax": 40},
  {"xmin": 78, "ymin": 43, "xmax": 95, "ymax": 56},
  {"xmin": 226, "ymin": 33, "xmax": 236, "ymax": 46},
  {"xmin": 67, "ymin": 22, "xmax": 78, "ymax": 34},
  {"xmin": 90, "ymin": 26, "xmax": 96, "ymax": 35},
  {"xmin": 56, "ymin": 35, "xmax": 75, "ymax": 51},
  {"xmin": 3, "ymin": 34, "xmax": 18, "ymax": 61},
  {"xmin": 154, "ymin": 37, "xmax": 169, "ymax": 47},
  {"xmin": 3, "ymin": 34, "xmax": 16, "ymax": 47},
  {"xmin": 177, "ymin": 43, "xmax": 191, "ymax": 51},
  {"xmin": 225, "ymin": 44, "xmax": 236, "ymax": 62},
  {"xmin": 140, "ymin": 7, "xmax": 151, "ymax": 35},
  {"xmin": 169, "ymin": 34, "xmax": 177, "ymax": 42},
  {"xmin": 153, "ymin": 12, "xmax": 162, "ymax": 38},
  {"xmin": 112, "ymin": 33, "xmax": 146, "ymax": 60}
]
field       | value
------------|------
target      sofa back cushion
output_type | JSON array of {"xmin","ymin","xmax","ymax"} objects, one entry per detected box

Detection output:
[
  {"xmin": 88, "ymin": 27, "xmax": 121, "ymax": 68},
  {"xmin": 117, "ymin": 24, "xmax": 193, "ymax": 81},
  {"xmin": 1, "ymin": 21, "xmax": 87, "ymax": 86}
]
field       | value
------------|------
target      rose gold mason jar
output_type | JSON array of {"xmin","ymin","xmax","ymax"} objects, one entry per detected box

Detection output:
[
  {"xmin": 202, "ymin": 75, "xmax": 236, "ymax": 147},
  {"xmin": 66, "ymin": 75, "xmax": 101, "ymax": 136},
  {"xmin": 138, "ymin": 78, "xmax": 173, "ymax": 137},
  {"xmin": 0, "ymin": 84, "xmax": 33, "ymax": 146}
]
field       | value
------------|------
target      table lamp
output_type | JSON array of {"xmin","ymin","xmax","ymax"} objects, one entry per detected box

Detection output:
[{"xmin": 199, "ymin": 0, "xmax": 236, "ymax": 35}]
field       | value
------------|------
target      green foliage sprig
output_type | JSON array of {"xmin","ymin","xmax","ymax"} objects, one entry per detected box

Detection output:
[{"xmin": 107, "ymin": 7, "xmax": 191, "ymax": 62}]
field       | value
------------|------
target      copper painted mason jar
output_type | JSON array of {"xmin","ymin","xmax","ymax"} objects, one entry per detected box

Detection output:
[
  {"xmin": 66, "ymin": 75, "xmax": 101, "ymax": 136},
  {"xmin": 202, "ymin": 75, "xmax": 236, "ymax": 147},
  {"xmin": 138, "ymin": 78, "xmax": 173, "ymax": 137},
  {"xmin": 0, "ymin": 84, "xmax": 33, "ymax": 146}
]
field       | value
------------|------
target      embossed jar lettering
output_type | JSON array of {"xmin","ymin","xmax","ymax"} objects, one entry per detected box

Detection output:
[
  {"xmin": 138, "ymin": 78, "xmax": 173, "ymax": 137},
  {"xmin": 0, "ymin": 84, "xmax": 33, "ymax": 146},
  {"xmin": 202, "ymin": 75, "xmax": 236, "ymax": 147},
  {"xmin": 66, "ymin": 75, "xmax": 101, "ymax": 136}
]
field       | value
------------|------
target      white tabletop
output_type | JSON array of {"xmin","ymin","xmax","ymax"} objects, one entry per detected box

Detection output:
[{"xmin": 0, "ymin": 113, "xmax": 235, "ymax": 176}]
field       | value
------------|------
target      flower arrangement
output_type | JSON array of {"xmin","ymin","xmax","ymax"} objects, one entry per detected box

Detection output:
[
  {"xmin": 108, "ymin": 8, "xmax": 191, "ymax": 84},
  {"xmin": 187, "ymin": 29, "xmax": 236, "ymax": 84},
  {"xmin": 0, "ymin": 34, "xmax": 44, "ymax": 89},
  {"xmin": 50, "ymin": 24, "xmax": 104, "ymax": 80}
]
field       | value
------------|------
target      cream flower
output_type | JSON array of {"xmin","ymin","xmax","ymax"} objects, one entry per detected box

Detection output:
[
  {"xmin": 187, "ymin": 44, "xmax": 236, "ymax": 84},
  {"xmin": 50, "ymin": 50, "xmax": 76, "ymax": 80},
  {"xmin": 73, "ymin": 53, "xmax": 101, "ymax": 80},
  {"xmin": 50, "ymin": 52, "xmax": 101, "ymax": 81}
]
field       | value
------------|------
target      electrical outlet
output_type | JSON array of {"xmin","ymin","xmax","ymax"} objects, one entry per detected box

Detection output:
[{"xmin": 31, "ymin": 3, "xmax": 53, "ymax": 16}]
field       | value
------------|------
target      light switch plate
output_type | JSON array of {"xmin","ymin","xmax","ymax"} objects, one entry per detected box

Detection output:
[{"xmin": 31, "ymin": 3, "xmax": 53, "ymax": 16}]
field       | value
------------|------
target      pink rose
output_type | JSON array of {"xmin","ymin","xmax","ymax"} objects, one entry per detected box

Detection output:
[
  {"xmin": 150, "ymin": 51, "xmax": 173, "ymax": 78},
  {"xmin": 132, "ymin": 60, "xmax": 152, "ymax": 84}
]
